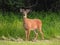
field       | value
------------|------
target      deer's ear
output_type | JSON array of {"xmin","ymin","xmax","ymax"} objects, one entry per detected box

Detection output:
[
  {"xmin": 26, "ymin": 9, "xmax": 30, "ymax": 13},
  {"xmin": 20, "ymin": 9, "xmax": 25, "ymax": 12}
]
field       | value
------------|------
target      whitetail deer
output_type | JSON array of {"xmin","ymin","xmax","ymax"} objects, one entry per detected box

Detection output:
[{"xmin": 20, "ymin": 8, "xmax": 44, "ymax": 41}]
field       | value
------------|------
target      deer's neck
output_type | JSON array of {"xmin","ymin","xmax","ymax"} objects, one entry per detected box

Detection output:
[
  {"xmin": 23, "ymin": 15, "xmax": 28, "ymax": 24},
  {"xmin": 23, "ymin": 14, "xmax": 27, "ymax": 19},
  {"xmin": 23, "ymin": 14, "xmax": 27, "ymax": 23}
]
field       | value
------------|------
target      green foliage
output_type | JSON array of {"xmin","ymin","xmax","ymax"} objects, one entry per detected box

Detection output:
[
  {"xmin": 29, "ymin": 11, "xmax": 60, "ymax": 39},
  {"xmin": 7, "ymin": 0, "xmax": 24, "ymax": 7},
  {"xmin": 0, "ymin": 11, "xmax": 60, "ymax": 40}
]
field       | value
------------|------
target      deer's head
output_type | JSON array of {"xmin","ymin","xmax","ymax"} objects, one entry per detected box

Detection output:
[
  {"xmin": 20, "ymin": 8, "xmax": 30, "ymax": 18},
  {"xmin": 20, "ymin": 0, "xmax": 38, "ymax": 18}
]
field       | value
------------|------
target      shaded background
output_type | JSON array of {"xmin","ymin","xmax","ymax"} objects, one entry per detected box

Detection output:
[{"xmin": 0, "ymin": 0, "xmax": 60, "ymax": 12}]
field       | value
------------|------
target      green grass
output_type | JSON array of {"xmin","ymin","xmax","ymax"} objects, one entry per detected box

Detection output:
[
  {"xmin": 0, "ymin": 39, "xmax": 60, "ymax": 45},
  {"xmin": 0, "ymin": 11, "xmax": 60, "ymax": 40}
]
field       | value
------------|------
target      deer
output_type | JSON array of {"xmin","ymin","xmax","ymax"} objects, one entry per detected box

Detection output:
[{"xmin": 20, "ymin": 8, "xmax": 44, "ymax": 41}]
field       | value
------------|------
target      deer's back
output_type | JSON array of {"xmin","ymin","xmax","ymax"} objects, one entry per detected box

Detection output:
[{"xmin": 24, "ymin": 18, "xmax": 42, "ymax": 30}]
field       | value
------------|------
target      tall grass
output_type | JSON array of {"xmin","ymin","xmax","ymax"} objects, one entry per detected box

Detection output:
[{"xmin": 0, "ymin": 11, "xmax": 60, "ymax": 40}]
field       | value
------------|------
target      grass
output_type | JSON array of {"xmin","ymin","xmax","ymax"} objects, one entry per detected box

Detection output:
[
  {"xmin": 0, "ymin": 11, "xmax": 60, "ymax": 40},
  {"xmin": 0, "ymin": 38, "xmax": 60, "ymax": 45}
]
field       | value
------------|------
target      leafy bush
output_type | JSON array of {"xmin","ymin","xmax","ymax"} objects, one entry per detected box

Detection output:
[{"xmin": 0, "ymin": 11, "xmax": 60, "ymax": 40}]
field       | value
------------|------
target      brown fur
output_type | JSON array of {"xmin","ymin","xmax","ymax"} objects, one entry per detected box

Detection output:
[
  {"xmin": 20, "ymin": 9, "xmax": 44, "ymax": 41},
  {"xmin": 23, "ymin": 18, "xmax": 42, "ymax": 30}
]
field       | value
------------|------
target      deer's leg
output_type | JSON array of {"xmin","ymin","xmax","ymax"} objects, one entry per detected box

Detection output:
[
  {"xmin": 25, "ymin": 30, "xmax": 30, "ymax": 41},
  {"xmin": 39, "ymin": 27, "xmax": 44, "ymax": 40},
  {"xmin": 34, "ymin": 30, "xmax": 38, "ymax": 41},
  {"xmin": 25, "ymin": 30, "xmax": 27, "ymax": 41}
]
